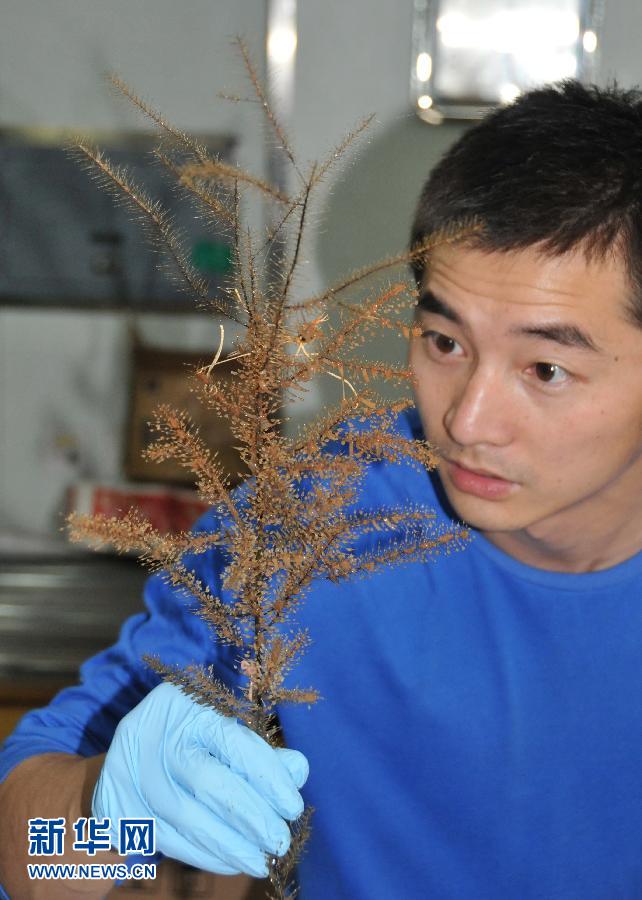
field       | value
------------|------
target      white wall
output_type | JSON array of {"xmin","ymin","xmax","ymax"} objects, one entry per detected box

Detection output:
[
  {"xmin": 600, "ymin": 0, "xmax": 642, "ymax": 90},
  {"xmin": 1, "ymin": 0, "xmax": 641, "ymax": 536}
]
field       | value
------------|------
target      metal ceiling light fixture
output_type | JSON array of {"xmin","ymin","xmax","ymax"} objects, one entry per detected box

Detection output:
[{"xmin": 411, "ymin": 0, "xmax": 605, "ymax": 123}]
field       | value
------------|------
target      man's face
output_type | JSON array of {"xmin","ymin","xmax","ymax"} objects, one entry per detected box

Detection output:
[{"xmin": 408, "ymin": 242, "xmax": 642, "ymax": 549}]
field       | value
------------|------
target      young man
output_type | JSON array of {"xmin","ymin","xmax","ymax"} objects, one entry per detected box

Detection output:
[{"xmin": 2, "ymin": 80, "xmax": 642, "ymax": 899}]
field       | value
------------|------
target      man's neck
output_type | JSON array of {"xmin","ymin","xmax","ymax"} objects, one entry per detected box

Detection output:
[{"xmin": 482, "ymin": 503, "xmax": 642, "ymax": 574}]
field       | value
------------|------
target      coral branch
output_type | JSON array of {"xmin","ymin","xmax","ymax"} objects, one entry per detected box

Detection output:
[
  {"xmin": 234, "ymin": 36, "xmax": 304, "ymax": 182},
  {"xmin": 108, "ymin": 74, "xmax": 210, "ymax": 164},
  {"xmin": 66, "ymin": 52, "xmax": 474, "ymax": 900},
  {"xmin": 180, "ymin": 159, "xmax": 292, "ymax": 206},
  {"xmin": 71, "ymin": 142, "xmax": 241, "ymax": 323}
]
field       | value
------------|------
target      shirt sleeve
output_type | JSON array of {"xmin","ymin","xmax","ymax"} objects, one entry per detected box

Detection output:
[{"xmin": 0, "ymin": 512, "xmax": 240, "ymax": 785}]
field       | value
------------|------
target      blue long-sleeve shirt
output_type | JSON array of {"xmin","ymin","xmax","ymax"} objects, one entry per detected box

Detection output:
[{"xmin": 3, "ymin": 407, "xmax": 642, "ymax": 898}]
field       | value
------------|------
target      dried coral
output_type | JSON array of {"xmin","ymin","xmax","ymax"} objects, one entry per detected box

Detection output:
[{"xmin": 67, "ymin": 39, "xmax": 473, "ymax": 898}]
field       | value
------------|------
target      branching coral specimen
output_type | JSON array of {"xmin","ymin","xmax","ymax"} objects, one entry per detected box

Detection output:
[{"xmin": 67, "ymin": 39, "xmax": 473, "ymax": 899}]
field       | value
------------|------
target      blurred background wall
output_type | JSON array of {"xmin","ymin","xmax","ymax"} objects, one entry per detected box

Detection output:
[{"xmin": 0, "ymin": 0, "xmax": 641, "ymax": 538}]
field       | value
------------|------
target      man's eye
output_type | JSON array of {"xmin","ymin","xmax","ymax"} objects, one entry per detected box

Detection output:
[
  {"xmin": 533, "ymin": 362, "xmax": 570, "ymax": 384},
  {"xmin": 422, "ymin": 331, "xmax": 462, "ymax": 356}
]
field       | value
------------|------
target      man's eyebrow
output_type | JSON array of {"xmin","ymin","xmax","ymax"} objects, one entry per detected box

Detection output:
[
  {"xmin": 510, "ymin": 323, "xmax": 600, "ymax": 352},
  {"xmin": 416, "ymin": 289, "xmax": 462, "ymax": 324},
  {"xmin": 417, "ymin": 288, "xmax": 601, "ymax": 352}
]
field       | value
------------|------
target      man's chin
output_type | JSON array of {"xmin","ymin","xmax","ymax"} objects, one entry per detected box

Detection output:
[{"xmin": 438, "ymin": 481, "xmax": 530, "ymax": 534}]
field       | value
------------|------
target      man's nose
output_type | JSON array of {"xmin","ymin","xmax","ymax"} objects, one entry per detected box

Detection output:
[{"xmin": 443, "ymin": 365, "xmax": 513, "ymax": 448}]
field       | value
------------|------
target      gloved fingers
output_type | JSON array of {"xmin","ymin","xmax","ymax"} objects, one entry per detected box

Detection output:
[
  {"xmin": 172, "ymin": 748, "xmax": 293, "ymax": 854},
  {"xmin": 194, "ymin": 712, "xmax": 305, "ymax": 820},
  {"xmin": 100, "ymin": 764, "xmax": 273, "ymax": 877},
  {"xmin": 154, "ymin": 817, "xmax": 269, "ymax": 879},
  {"xmin": 274, "ymin": 747, "xmax": 309, "ymax": 789},
  {"xmin": 146, "ymin": 771, "xmax": 290, "ymax": 866}
]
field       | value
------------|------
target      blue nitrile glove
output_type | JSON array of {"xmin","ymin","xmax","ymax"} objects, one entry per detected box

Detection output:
[{"xmin": 92, "ymin": 682, "xmax": 308, "ymax": 878}]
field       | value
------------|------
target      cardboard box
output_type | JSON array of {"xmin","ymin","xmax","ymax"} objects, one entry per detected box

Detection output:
[{"xmin": 125, "ymin": 344, "xmax": 246, "ymax": 487}]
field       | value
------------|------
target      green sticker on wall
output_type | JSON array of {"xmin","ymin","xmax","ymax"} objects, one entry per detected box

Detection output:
[{"xmin": 192, "ymin": 241, "xmax": 232, "ymax": 273}]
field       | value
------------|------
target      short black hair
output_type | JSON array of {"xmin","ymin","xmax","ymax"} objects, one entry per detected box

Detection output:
[{"xmin": 410, "ymin": 80, "xmax": 642, "ymax": 326}]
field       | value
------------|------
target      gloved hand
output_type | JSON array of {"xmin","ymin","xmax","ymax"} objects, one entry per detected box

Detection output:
[{"xmin": 92, "ymin": 681, "xmax": 309, "ymax": 878}]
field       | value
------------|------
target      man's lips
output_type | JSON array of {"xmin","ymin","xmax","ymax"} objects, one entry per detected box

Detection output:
[
  {"xmin": 449, "ymin": 460, "xmax": 508, "ymax": 479},
  {"xmin": 442, "ymin": 459, "xmax": 518, "ymax": 500}
]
